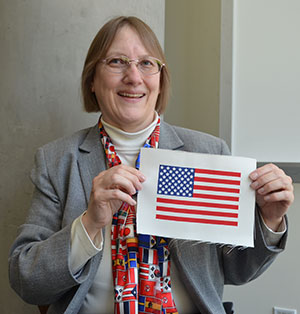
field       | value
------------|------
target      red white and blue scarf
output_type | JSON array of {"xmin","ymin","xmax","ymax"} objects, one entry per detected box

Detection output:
[{"xmin": 98, "ymin": 117, "xmax": 178, "ymax": 314}]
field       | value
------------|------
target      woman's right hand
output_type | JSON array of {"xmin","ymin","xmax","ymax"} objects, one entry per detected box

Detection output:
[{"xmin": 81, "ymin": 164, "xmax": 146, "ymax": 240}]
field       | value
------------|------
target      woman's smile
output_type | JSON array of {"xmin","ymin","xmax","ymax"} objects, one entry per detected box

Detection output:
[{"xmin": 117, "ymin": 91, "xmax": 146, "ymax": 100}]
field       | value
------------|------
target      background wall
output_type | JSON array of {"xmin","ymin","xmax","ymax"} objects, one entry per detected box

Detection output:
[
  {"xmin": 165, "ymin": 0, "xmax": 299, "ymax": 313},
  {"xmin": 230, "ymin": 0, "xmax": 300, "ymax": 163},
  {"xmin": 164, "ymin": 0, "xmax": 221, "ymax": 137},
  {"xmin": 0, "ymin": 1, "xmax": 165, "ymax": 313}
]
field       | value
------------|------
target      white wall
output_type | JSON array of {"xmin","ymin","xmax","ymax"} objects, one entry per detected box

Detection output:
[
  {"xmin": 230, "ymin": 0, "xmax": 300, "ymax": 162},
  {"xmin": 0, "ymin": 1, "xmax": 165, "ymax": 313}
]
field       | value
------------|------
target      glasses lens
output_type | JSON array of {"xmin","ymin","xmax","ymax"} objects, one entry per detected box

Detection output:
[
  {"xmin": 138, "ymin": 57, "xmax": 161, "ymax": 75},
  {"xmin": 105, "ymin": 56, "xmax": 127, "ymax": 73}
]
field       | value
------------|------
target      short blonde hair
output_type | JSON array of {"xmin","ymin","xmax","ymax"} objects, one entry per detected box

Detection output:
[{"xmin": 81, "ymin": 16, "xmax": 170, "ymax": 114}]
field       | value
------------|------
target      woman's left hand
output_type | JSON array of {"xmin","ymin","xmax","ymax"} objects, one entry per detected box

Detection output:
[{"xmin": 249, "ymin": 164, "xmax": 294, "ymax": 231}]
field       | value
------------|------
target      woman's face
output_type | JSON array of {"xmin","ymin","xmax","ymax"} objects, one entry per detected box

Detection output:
[{"xmin": 92, "ymin": 26, "xmax": 161, "ymax": 132}]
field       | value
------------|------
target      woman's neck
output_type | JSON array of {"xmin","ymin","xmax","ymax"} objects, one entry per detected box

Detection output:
[{"xmin": 101, "ymin": 112, "xmax": 159, "ymax": 149}]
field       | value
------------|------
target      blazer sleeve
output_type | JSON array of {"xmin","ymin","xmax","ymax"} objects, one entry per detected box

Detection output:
[
  {"xmin": 8, "ymin": 147, "xmax": 94, "ymax": 305},
  {"xmin": 217, "ymin": 136, "xmax": 288, "ymax": 284},
  {"xmin": 222, "ymin": 208, "xmax": 287, "ymax": 285},
  {"xmin": 183, "ymin": 127, "xmax": 288, "ymax": 285}
]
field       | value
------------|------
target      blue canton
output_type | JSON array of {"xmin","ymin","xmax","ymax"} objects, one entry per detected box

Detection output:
[{"xmin": 157, "ymin": 165, "xmax": 195, "ymax": 197}]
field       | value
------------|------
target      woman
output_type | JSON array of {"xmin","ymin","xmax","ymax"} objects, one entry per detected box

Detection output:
[{"xmin": 9, "ymin": 16, "xmax": 294, "ymax": 314}]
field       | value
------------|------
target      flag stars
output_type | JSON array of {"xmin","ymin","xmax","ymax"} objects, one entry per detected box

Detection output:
[{"xmin": 157, "ymin": 165, "xmax": 195, "ymax": 197}]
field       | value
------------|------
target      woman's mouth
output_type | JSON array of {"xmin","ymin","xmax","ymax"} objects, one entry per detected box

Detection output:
[{"xmin": 118, "ymin": 92, "xmax": 145, "ymax": 99}]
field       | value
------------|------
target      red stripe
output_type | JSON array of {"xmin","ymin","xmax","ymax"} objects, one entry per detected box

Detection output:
[
  {"xmin": 157, "ymin": 197, "xmax": 239, "ymax": 210},
  {"xmin": 195, "ymin": 168, "xmax": 241, "ymax": 177},
  {"xmin": 156, "ymin": 206, "xmax": 239, "ymax": 218},
  {"xmin": 194, "ymin": 177, "xmax": 241, "ymax": 186},
  {"xmin": 192, "ymin": 193, "xmax": 239, "ymax": 202},
  {"xmin": 193, "ymin": 185, "xmax": 240, "ymax": 194},
  {"xmin": 130, "ymin": 301, "xmax": 136, "ymax": 312},
  {"xmin": 156, "ymin": 214, "xmax": 238, "ymax": 226}
]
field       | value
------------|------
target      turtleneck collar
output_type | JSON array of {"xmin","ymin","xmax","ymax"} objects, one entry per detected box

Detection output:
[
  {"xmin": 100, "ymin": 112, "xmax": 159, "ymax": 151},
  {"xmin": 100, "ymin": 112, "xmax": 159, "ymax": 167}
]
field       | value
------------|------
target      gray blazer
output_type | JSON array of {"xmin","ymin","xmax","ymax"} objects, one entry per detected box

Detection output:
[{"xmin": 9, "ymin": 121, "xmax": 287, "ymax": 314}]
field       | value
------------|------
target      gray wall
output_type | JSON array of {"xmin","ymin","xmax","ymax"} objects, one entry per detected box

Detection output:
[
  {"xmin": 164, "ymin": 0, "xmax": 221, "ymax": 137},
  {"xmin": 0, "ymin": 1, "xmax": 165, "ymax": 313}
]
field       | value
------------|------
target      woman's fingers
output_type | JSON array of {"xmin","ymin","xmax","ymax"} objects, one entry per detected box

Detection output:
[
  {"xmin": 94, "ymin": 187, "xmax": 137, "ymax": 206},
  {"xmin": 84, "ymin": 165, "xmax": 144, "ymax": 234},
  {"xmin": 93, "ymin": 164, "xmax": 145, "ymax": 196},
  {"xmin": 249, "ymin": 163, "xmax": 294, "ymax": 230},
  {"xmin": 261, "ymin": 189, "xmax": 294, "ymax": 203},
  {"xmin": 250, "ymin": 164, "xmax": 293, "ymax": 196}
]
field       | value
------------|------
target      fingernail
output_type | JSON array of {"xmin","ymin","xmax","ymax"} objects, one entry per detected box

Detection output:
[
  {"xmin": 140, "ymin": 174, "xmax": 146, "ymax": 181},
  {"xmin": 250, "ymin": 172, "xmax": 258, "ymax": 180},
  {"xmin": 251, "ymin": 181, "xmax": 258, "ymax": 188},
  {"xmin": 258, "ymin": 187, "xmax": 264, "ymax": 194}
]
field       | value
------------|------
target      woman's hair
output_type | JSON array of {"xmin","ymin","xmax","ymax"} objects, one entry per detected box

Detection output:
[{"xmin": 81, "ymin": 16, "xmax": 170, "ymax": 114}]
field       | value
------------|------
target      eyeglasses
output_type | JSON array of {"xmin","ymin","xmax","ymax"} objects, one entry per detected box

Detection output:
[{"xmin": 101, "ymin": 55, "xmax": 165, "ymax": 75}]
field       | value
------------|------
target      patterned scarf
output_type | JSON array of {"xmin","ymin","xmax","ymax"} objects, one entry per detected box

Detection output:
[{"xmin": 98, "ymin": 117, "xmax": 178, "ymax": 314}]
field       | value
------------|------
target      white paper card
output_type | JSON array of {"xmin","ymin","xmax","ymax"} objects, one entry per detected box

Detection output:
[{"xmin": 137, "ymin": 148, "xmax": 256, "ymax": 247}]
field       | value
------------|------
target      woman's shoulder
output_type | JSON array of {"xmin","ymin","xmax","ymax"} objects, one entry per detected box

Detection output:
[
  {"xmin": 160, "ymin": 121, "xmax": 230, "ymax": 155},
  {"xmin": 171, "ymin": 124, "xmax": 220, "ymax": 141},
  {"xmin": 37, "ymin": 125, "xmax": 98, "ymax": 160}
]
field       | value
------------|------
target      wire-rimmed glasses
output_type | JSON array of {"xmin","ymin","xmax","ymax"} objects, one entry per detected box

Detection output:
[{"xmin": 101, "ymin": 55, "xmax": 165, "ymax": 75}]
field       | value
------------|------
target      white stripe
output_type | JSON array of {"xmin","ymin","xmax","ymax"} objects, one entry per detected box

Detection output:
[
  {"xmin": 156, "ymin": 203, "xmax": 238, "ymax": 214},
  {"xmin": 148, "ymin": 249, "xmax": 153, "ymax": 262},
  {"xmin": 192, "ymin": 189, "xmax": 240, "ymax": 197},
  {"xmin": 156, "ymin": 210, "xmax": 238, "ymax": 222},
  {"xmin": 192, "ymin": 181, "xmax": 241, "ymax": 189},
  {"xmin": 161, "ymin": 261, "xmax": 168, "ymax": 276},
  {"xmin": 194, "ymin": 172, "xmax": 241, "ymax": 181},
  {"xmin": 140, "ymin": 266, "xmax": 148, "ymax": 271},
  {"xmin": 156, "ymin": 194, "xmax": 239, "ymax": 205}
]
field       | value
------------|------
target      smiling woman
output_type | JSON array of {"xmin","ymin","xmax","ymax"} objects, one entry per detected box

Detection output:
[
  {"xmin": 8, "ymin": 15, "xmax": 293, "ymax": 314},
  {"xmin": 91, "ymin": 25, "xmax": 161, "ymax": 132},
  {"xmin": 81, "ymin": 16, "xmax": 170, "ymax": 117}
]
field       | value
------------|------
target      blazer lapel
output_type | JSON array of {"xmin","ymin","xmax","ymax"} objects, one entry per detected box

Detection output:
[
  {"xmin": 77, "ymin": 121, "xmax": 183, "ymax": 203},
  {"xmin": 77, "ymin": 124, "xmax": 107, "ymax": 203}
]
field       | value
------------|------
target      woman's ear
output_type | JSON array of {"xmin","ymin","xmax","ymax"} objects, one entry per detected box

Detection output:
[{"xmin": 91, "ymin": 81, "xmax": 95, "ymax": 93}]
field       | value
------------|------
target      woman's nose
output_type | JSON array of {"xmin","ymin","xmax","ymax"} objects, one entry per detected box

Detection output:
[{"xmin": 123, "ymin": 63, "xmax": 143, "ymax": 85}]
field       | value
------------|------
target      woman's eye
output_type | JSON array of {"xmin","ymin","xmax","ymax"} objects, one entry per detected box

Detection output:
[
  {"xmin": 109, "ymin": 58, "xmax": 125, "ymax": 66},
  {"xmin": 141, "ymin": 59, "xmax": 154, "ymax": 67}
]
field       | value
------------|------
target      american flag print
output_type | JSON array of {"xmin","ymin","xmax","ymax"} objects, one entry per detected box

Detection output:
[
  {"xmin": 156, "ymin": 164, "xmax": 241, "ymax": 227},
  {"xmin": 137, "ymin": 148, "xmax": 256, "ymax": 247}
]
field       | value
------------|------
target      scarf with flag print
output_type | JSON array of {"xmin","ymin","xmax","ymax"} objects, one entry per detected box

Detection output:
[{"xmin": 98, "ymin": 116, "xmax": 178, "ymax": 314}]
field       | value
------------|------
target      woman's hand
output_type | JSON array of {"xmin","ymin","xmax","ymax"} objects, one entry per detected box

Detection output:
[
  {"xmin": 82, "ymin": 165, "xmax": 146, "ymax": 240},
  {"xmin": 249, "ymin": 164, "xmax": 294, "ymax": 231}
]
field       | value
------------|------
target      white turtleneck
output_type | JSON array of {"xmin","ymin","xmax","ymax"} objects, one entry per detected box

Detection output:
[
  {"xmin": 101, "ymin": 113, "xmax": 159, "ymax": 167},
  {"xmin": 70, "ymin": 113, "xmax": 198, "ymax": 314}
]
